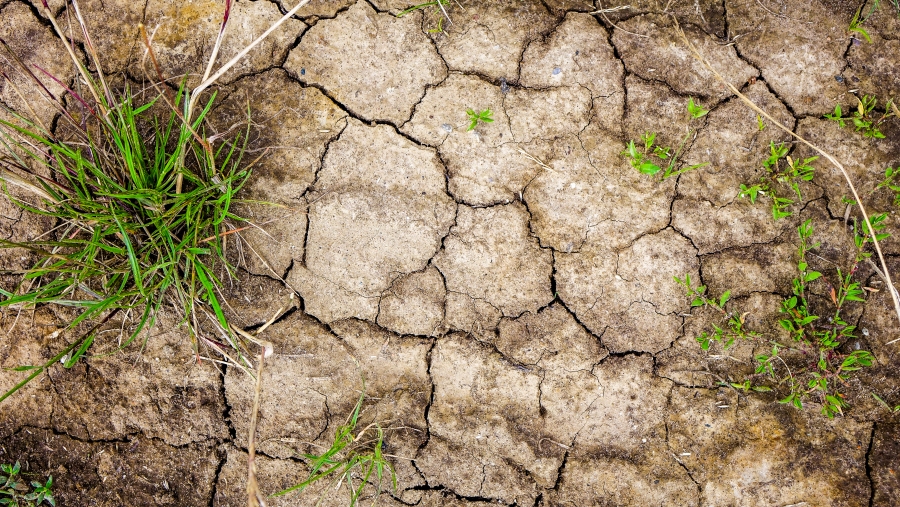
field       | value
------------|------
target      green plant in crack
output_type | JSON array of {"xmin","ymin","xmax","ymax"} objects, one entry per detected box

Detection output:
[
  {"xmin": 465, "ymin": 108, "xmax": 494, "ymax": 131},
  {"xmin": 675, "ymin": 273, "xmax": 760, "ymax": 351},
  {"xmin": 622, "ymin": 99, "xmax": 709, "ymax": 179},
  {"xmin": 0, "ymin": 462, "xmax": 55, "ymax": 507},
  {"xmin": 824, "ymin": 95, "xmax": 896, "ymax": 139},
  {"xmin": 872, "ymin": 392, "xmax": 900, "ymax": 414},
  {"xmin": 0, "ymin": 0, "xmax": 308, "ymax": 403},
  {"xmin": 274, "ymin": 385, "xmax": 396, "ymax": 506},
  {"xmin": 738, "ymin": 141, "xmax": 817, "ymax": 220}
]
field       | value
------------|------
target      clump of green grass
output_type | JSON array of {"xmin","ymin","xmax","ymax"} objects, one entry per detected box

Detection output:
[
  {"xmin": 0, "ymin": 0, "xmax": 311, "ymax": 402},
  {"xmin": 274, "ymin": 385, "xmax": 396, "ymax": 506}
]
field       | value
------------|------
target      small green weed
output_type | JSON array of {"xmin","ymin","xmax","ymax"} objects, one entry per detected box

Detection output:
[
  {"xmin": 0, "ymin": 462, "xmax": 55, "ymax": 507},
  {"xmin": 674, "ymin": 274, "xmax": 760, "ymax": 350},
  {"xmin": 874, "ymin": 166, "xmax": 900, "ymax": 207},
  {"xmin": 824, "ymin": 95, "xmax": 896, "ymax": 139},
  {"xmin": 739, "ymin": 141, "xmax": 817, "ymax": 220},
  {"xmin": 274, "ymin": 387, "xmax": 396, "ymax": 506},
  {"xmin": 466, "ymin": 108, "xmax": 494, "ymax": 131},
  {"xmin": 622, "ymin": 99, "xmax": 709, "ymax": 179},
  {"xmin": 687, "ymin": 97, "xmax": 709, "ymax": 119}
]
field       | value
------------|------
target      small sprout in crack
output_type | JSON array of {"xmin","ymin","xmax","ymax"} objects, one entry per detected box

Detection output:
[
  {"xmin": 874, "ymin": 166, "xmax": 900, "ymax": 208},
  {"xmin": 757, "ymin": 113, "xmax": 766, "ymax": 131},
  {"xmin": 687, "ymin": 97, "xmax": 709, "ymax": 119},
  {"xmin": 872, "ymin": 392, "xmax": 900, "ymax": 414},
  {"xmin": 274, "ymin": 382, "xmax": 397, "ymax": 506},
  {"xmin": 466, "ymin": 108, "xmax": 494, "ymax": 131}
]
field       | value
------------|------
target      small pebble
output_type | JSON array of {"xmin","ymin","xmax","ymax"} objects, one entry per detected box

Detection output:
[
  {"xmin": 552, "ymin": 66, "xmax": 562, "ymax": 75},
  {"xmin": 834, "ymin": 75, "xmax": 843, "ymax": 83},
  {"xmin": 500, "ymin": 78, "xmax": 510, "ymax": 94},
  {"xmin": 863, "ymin": 328, "xmax": 869, "ymax": 336},
  {"xmin": 300, "ymin": 68, "xmax": 306, "ymax": 75},
  {"xmin": 441, "ymin": 123, "xmax": 452, "ymax": 133}
]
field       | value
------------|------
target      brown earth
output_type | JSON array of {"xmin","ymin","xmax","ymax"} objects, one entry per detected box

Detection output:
[{"xmin": 2, "ymin": 0, "xmax": 900, "ymax": 506}]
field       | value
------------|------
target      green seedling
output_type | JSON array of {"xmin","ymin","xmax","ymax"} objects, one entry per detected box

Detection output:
[
  {"xmin": 274, "ymin": 385, "xmax": 396, "ymax": 506},
  {"xmin": 466, "ymin": 108, "xmax": 494, "ymax": 131},
  {"xmin": 756, "ymin": 113, "xmax": 766, "ymax": 131},
  {"xmin": 825, "ymin": 95, "xmax": 895, "ymax": 139},
  {"xmin": 0, "ymin": 462, "xmax": 55, "ymax": 507},
  {"xmin": 851, "ymin": 211, "xmax": 891, "ymax": 262},
  {"xmin": 687, "ymin": 97, "xmax": 709, "ymax": 119},
  {"xmin": 874, "ymin": 166, "xmax": 900, "ymax": 207},
  {"xmin": 739, "ymin": 141, "xmax": 817, "ymax": 220},
  {"xmin": 675, "ymin": 274, "xmax": 760, "ymax": 350},
  {"xmin": 849, "ymin": 0, "xmax": 899, "ymax": 41},
  {"xmin": 849, "ymin": 6, "xmax": 872, "ymax": 42},
  {"xmin": 623, "ymin": 99, "xmax": 710, "ymax": 179}
]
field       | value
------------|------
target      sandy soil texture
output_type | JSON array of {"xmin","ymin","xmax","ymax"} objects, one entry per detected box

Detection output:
[{"xmin": 1, "ymin": 0, "xmax": 900, "ymax": 505}]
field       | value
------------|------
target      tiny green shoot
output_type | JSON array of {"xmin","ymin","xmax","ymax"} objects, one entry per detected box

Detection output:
[{"xmin": 466, "ymin": 108, "xmax": 494, "ymax": 131}]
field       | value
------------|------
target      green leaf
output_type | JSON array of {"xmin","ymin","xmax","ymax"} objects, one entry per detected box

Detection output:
[
  {"xmin": 687, "ymin": 97, "xmax": 709, "ymax": 119},
  {"xmin": 719, "ymin": 290, "xmax": 730, "ymax": 308},
  {"xmin": 638, "ymin": 162, "xmax": 662, "ymax": 175},
  {"xmin": 804, "ymin": 271, "xmax": 822, "ymax": 282}
]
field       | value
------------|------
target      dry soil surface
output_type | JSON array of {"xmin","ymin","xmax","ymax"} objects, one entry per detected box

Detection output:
[{"xmin": 2, "ymin": 0, "xmax": 900, "ymax": 506}]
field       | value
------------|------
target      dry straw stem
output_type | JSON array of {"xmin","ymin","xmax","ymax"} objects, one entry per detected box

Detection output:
[{"xmin": 671, "ymin": 18, "xmax": 900, "ymax": 332}]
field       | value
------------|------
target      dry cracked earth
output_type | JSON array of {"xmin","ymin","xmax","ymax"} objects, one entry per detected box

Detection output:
[{"xmin": 1, "ymin": 0, "xmax": 900, "ymax": 505}]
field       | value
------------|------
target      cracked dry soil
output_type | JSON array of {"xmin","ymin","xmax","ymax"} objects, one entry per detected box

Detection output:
[{"xmin": 1, "ymin": 0, "xmax": 900, "ymax": 505}]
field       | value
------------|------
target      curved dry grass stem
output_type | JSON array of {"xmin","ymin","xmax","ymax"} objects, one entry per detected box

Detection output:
[{"xmin": 671, "ymin": 18, "xmax": 900, "ymax": 331}]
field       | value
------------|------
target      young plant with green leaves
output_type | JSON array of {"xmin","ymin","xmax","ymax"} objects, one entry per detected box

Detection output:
[
  {"xmin": 675, "ymin": 274, "xmax": 760, "ymax": 350},
  {"xmin": 0, "ymin": 462, "xmax": 54, "ymax": 507},
  {"xmin": 824, "ymin": 95, "xmax": 896, "ymax": 139},
  {"xmin": 622, "ymin": 98, "xmax": 709, "ymax": 179},
  {"xmin": 0, "ymin": 0, "xmax": 311, "ymax": 403},
  {"xmin": 274, "ymin": 387, "xmax": 396, "ymax": 506},
  {"xmin": 465, "ymin": 108, "xmax": 494, "ymax": 131},
  {"xmin": 739, "ymin": 141, "xmax": 817, "ymax": 220}
]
